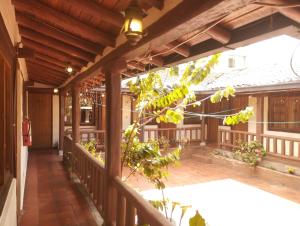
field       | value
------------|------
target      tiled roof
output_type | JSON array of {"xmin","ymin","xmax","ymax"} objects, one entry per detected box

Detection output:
[{"xmin": 193, "ymin": 62, "xmax": 300, "ymax": 91}]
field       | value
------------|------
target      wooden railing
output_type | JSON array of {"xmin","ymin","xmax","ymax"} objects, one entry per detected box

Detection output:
[
  {"xmin": 144, "ymin": 126, "xmax": 203, "ymax": 145},
  {"xmin": 218, "ymin": 129, "xmax": 300, "ymax": 161},
  {"xmin": 63, "ymin": 135, "xmax": 172, "ymax": 226},
  {"xmin": 65, "ymin": 129, "xmax": 105, "ymax": 149}
]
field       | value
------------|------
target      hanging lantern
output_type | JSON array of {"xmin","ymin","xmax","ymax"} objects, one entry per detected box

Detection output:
[
  {"xmin": 65, "ymin": 64, "xmax": 74, "ymax": 75},
  {"xmin": 122, "ymin": 5, "xmax": 144, "ymax": 45}
]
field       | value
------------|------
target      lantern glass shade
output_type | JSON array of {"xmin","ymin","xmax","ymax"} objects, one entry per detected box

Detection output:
[
  {"xmin": 65, "ymin": 65, "xmax": 73, "ymax": 74},
  {"xmin": 123, "ymin": 6, "xmax": 143, "ymax": 44}
]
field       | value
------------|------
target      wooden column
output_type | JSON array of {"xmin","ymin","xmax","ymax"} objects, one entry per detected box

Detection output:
[
  {"xmin": 256, "ymin": 96, "xmax": 264, "ymax": 143},
  {"xmin": 200, "ymin": 103, "xmax": 206, "ymax": 145},
  {"xmin": 59, "ymin": 90, "xmax": 65, "ymax": 151},
  {"xmin": 103, "ymin": 59, "xmax": 125, "ymax": 225},
  {"xmin": 72, "ymin": 84, "xmax": 80, "ymax": 143},
  {"xmin": 101, "ymin": 94, "xmax": 106, "ymax": 130}
]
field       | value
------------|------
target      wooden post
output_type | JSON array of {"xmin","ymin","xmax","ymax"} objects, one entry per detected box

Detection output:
[
  {"xmin": 256, "ymin": 96, "xmax": 264, "ymax": 143},
  {"xmin": 200, "ymin": 103, "xmax": 206, "ymax": 146},
  {"xmin": 72, "ymin": 84, "xmax": 80, "ymax": 143},
  {"xmin": 103, "ymin": 59, "xmax": 125, "ymax": 225},
  {"xmin": 59, "ymin": 90, "xmax": 65, "ymax": 152}
]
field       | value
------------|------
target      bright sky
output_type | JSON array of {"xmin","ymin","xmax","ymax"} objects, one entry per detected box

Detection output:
[{"xmin": 222, "ymin": 34, "xmax": 300, "ymax": 67}]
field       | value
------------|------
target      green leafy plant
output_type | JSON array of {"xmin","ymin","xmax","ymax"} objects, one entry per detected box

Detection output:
[
  {"xmin": 287, "ymin": 166, "xmax": 295, "ymax": 174},
  {"xmin": 81, "ymin": 140, "xmax": 105, "ymax": 165},
  {"xmin": 233, "ymin": 140, "xmax": 266, "ymax": 166}
]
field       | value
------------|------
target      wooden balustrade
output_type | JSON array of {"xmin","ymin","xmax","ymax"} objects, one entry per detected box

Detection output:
[
  {"xmin": 112, "ymin": 177, "xmax": 173, "ymax": 226},
  {"xmin": 65, "ymin": 129, "xmax": 105, "ymax": 149},
  {"xmin": 63, "ymin": 135, "xmax": 172, "ymax": 225},
  {"xmin": 218, "ymin": 129, "xmax": 300, "ymax": 161},
  {"xmin": 72, "ymin": 142, "xmax": 106, "ymax": 215},
  {"xmin": 144, "ymin": 127, "xmax": 202, "ymax": 145}
]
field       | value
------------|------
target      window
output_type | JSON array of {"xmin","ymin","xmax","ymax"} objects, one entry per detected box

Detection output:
[{"xmin": 268, "ymin": 94, "xmax": 300, "ymax": 133}]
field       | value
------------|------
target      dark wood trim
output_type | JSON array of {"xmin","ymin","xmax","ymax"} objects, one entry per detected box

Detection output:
[
  {"xmin": 25, "ymin": 87, "xmax": 56, "ymax": 93},
  {"xmin": 0, "ymin": 12, "xmax": 15, "ymax": 65}
]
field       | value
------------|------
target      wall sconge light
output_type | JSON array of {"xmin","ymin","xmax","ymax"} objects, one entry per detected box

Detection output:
[
  {"xmin": 65, "ymin": 64, "xmax": 74, "ymax": 75},
  {"xmin": 122, "ymin": 5, "xmax": 144, "ymax": 45},
  {"xmin": 101, "ymin": 93, "xmax": 105, "ymax": 98},
  {"xmin": 53, "ymin": 88, "xmax": 59, "ymax": 94}
]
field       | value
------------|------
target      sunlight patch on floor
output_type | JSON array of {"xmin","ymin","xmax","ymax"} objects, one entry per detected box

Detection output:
[{"xmin": 141, "ymin": 179, "xmax": 300, "ymax": 226}]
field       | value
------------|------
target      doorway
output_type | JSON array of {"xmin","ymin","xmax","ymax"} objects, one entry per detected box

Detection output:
[{"xmin": 28, "ymin": 92, "xmax": 52, "ymax": 149}]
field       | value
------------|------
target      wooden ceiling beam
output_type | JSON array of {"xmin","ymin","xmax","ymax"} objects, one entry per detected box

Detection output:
[
  {"xmin": 12, "ymin": 0, "xmax": 116, "ymax": 47},
  {"xmin": 19, "ymin": 26, "xmax": 95, "ymax": 62},
  {"xmin": 273, "ymin": 0, "xmax": 300, "ymax": 23},
  {"xmin": 28, "ymin": 70, "xmax": 65, "ymax": 83},
  {"xmin": 138, "ymin": 0, "xmax": 164, "ymax": 10},
  {"xmin": 28, "ymin": 74, "xmax": 62, "ymax": 86},
  {"xmin": 27, "ymin": 62, "xmax": 68, "ymax": 79},
  {"xmin": 27, "ymin": 58, "xmax": 66, "ymax": 74},
  {"xmin": 164, "ymin": 13, "xmax": 299, "ymax": 66},
  {"xmin": 63, "ymin": 0, "xmax": 124, "ymax": 27},
  {"xmin": 15, "ymin": 12, "xmax": 101, "ymax": 55},
  {"xmin": 127, "ymin": 61, "xmax": 145, "ymax": 71},
  {"xmin": 206, "ymin": 26, "xmax": 232, "ymax": 44},
  {"xmin": 165, "ymin": 40, "xmax": 190, "ymax": 57},
  {"xmin": 65, "ymin": 0, "xmax": 253, "ymax": 86},
  {"xmin": 22, "ymin": 38, "xmax": 86, "ymax": 67},
  {"xmin": 34, "ymin": 52, "xmax": 80, "ymax": 71},
  {"xmin": 143, "ymin": 56, "xmax": 164, "ymax": 67}
]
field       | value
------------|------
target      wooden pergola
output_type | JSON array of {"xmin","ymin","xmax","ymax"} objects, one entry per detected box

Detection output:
[{"xmin": 11, "ymin": 0, "xmax": 300, "ymax": 225}]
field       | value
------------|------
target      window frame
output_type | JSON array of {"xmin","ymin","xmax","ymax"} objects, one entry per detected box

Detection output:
[{"xmin": 268, "ymin": 93, "xmax": 300, "ymax": 133}]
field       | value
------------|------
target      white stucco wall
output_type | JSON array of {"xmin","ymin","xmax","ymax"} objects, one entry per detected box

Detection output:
[
  {"xmin": 0, "ymin": 180, "xmax": 17, "ymax": 226},
  {"xmin": 53, "ymin": 95, "xmax": 59, "ymax": 148}
]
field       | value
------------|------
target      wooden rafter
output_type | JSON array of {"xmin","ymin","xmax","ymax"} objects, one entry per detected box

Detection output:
[
  {"xmin": 62, "ymin": 0, "xmax": 124, "ymax": 27},
  {"xmin": 165, "ymin": 40, "xmax": 190, "ymax": 57},
  {"xmin": 26, "ymin": 62, "xmax": 68, "ymax": 79},
  {"xmin": 26, "ymin": 58, "xmax": 66, "ymax": 74},
  {"xmin": 22, "ymin": 38, "xmax": 87, "ymax": 67},
  {"xmin": 15, "ymin": 12, "xmax": 102, "ymax": 55},
  {"xmin": 12, "ymin": 0, "xmax": 116, "ymax": 47},
  {"xmin": 127, "ymin": 61, "xmax": 145, "ymax": 71},
  {"xmin": 19, "ymin": 26, "xmax": 95, "ymax": 62},
  {"xmin": 143, "ymin": 56, "xmax": 164, "ymax": 67},
  {"xmin": 206, "ymin": 26, "xmax": 232, "ymax": 44},
  {"xmin": 34, "ymin": 52, "xmax": 80, "ymax": 72}
]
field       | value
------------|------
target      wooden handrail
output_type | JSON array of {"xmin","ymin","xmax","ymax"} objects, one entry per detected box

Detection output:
[
  {"xmin": 63, "ymin": 134, "xmax": 172, "ymax": 225},
  {"xmin": 113, "ymin": 177, "xmax": 173, "ymax": 226}
]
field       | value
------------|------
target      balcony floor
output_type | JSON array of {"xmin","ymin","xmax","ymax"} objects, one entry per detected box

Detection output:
[{"xmin": 21, "ymin": 150, "xmax": 99, "ymax": 226}]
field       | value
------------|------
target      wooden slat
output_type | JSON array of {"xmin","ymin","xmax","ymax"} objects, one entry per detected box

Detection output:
[
  {"xmin": 13, "ymin": 0, "xmax": 116, "ymax": 47},
  {"xmin": 62, "ymin": 0, "xmax": 124, "ymax": 27},
  {"xmin": 23, "ymin": 38, "xmax": 86, "ymax": 67},
  {"xmin": 16, "ymin": 12, "xmax": 102, "ymax": 55},
  {"xmin": 27, "ymin": 59, "xmax": 66, "ymax": 74},
  {"xmin": 116, "ymin": 193, "xmax": 126, "ymax": 226},
  {"xmin": 125, "ymin": 203, "xmax": 136, "ymax": 226},
  {"xmin": 19, "ymin": 26, "xmax": 95, "ymax": 62}
]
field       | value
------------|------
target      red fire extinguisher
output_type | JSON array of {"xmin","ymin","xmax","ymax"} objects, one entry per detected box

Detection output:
[{"xmin": 22, "ymin": 118, "xmax": 32, "ymax": 146}]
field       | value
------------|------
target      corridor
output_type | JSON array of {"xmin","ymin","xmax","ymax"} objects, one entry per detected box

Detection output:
[{"xmin": 21, "ymin": 150, "xmax": 98, "ymax": 226}]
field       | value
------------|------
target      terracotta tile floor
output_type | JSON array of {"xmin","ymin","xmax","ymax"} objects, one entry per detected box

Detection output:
[
  {"xmin": 127, "ymin": 159, "xmax": 300, "ymax": 203},
  {"xmin": 126, "ymin": 159, "xmax": 300, "ymax": 226},
  {"xmin": 21, "ymin": 150, "xmax": 98, "ymax": 226}
]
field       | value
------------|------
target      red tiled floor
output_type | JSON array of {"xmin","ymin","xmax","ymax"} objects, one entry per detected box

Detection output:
[{"xmin": 21, "ymin": 150, "xmax": 98, "ymax": 226}]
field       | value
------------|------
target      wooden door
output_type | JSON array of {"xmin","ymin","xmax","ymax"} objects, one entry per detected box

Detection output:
[
  {"xmin": 206, "ymin": 102, "xmax": 220, "ymax": 143},
  {"xmin": 29, "ymin": 92, "xmax": 52, "ymax": 149}
]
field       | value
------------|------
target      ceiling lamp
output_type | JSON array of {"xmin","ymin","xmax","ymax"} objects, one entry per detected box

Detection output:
[
  {"xmin": 65, "ymin": 64, "xmax": 74, "ymax": 75},
  {"xmin": 53, "ymin": 88, "xmax": 59, "ymax": 94},
  {"xmin": 122, "ymin": 4, "xmax": 144, "ymax": 45}
]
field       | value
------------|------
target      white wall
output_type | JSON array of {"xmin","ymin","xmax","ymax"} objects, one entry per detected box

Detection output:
[
  {"xmin": 0, "ymin": 180, "xmax": 17, "ymax": 226},
  {"xmin": 53, "ymin": 95, "xmax": 59, "ymax": 148},
  {"xmin": 122, "ymin": 95, "xmax": 132, "ymax": 130}
]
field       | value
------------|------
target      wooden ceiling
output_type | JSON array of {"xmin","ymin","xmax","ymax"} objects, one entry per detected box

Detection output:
[{"xmin": 12, "ymin": 0, "xmax": 300, "ymax": 88}]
